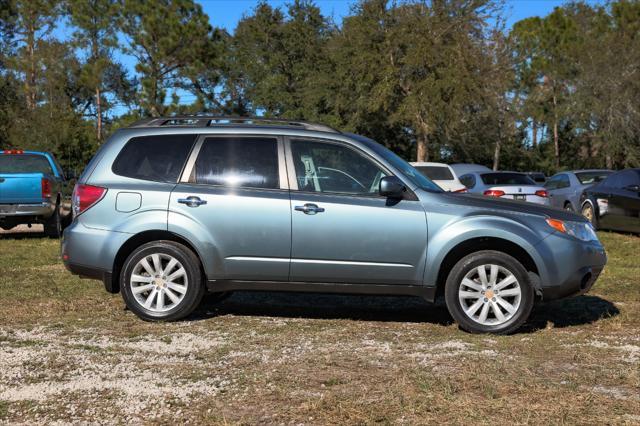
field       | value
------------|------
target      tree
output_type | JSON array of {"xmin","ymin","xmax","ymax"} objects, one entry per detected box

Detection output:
[
  {"xmin": 67, "ymin": 0, "xmax": 121, "ymax": 141},
  {"xmin": 120, "ymin": 0, "xmax": 212, "ymax": 116}
]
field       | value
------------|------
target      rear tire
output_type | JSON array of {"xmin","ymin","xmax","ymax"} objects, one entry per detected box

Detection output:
[
  {"xmin": 43, "ymin": 203, "xmax": 62, "ymax": 238},
  {"xmin": 444, "ymin": 250, "xmax": 534, "ymax": 334},
  {"xmin": 120, "ymin": 241, "xmax": 205, "ymax": 321}
]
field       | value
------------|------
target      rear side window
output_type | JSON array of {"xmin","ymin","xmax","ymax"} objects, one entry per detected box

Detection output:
[
  {"xmin": 193, "ymin": 137, "xmax": 279, "ymax": 189},
  {"xmin": 480, "ymin": 173, "xmax": 535, "ymax": 186},
  {"xmin": 415, "ymin": 166, "xmax": 454, "ymax": 181},
  {"xmin": 112, "ymin": 134, "xmax": 196, "ymax": 182},
  {"xmin": 576, "ymin": 171, "xmax": 612, "ymax": 185}
]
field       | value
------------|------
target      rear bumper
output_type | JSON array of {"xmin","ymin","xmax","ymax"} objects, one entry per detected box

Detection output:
[{"xmin": 0, "ymin": 202, "xmax": 53, "ymax": 218}]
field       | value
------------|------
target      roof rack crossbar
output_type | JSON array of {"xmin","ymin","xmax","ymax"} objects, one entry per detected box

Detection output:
[{"xmin": 129, "ymin": 116, "xmax": 339, "ymax": 133}]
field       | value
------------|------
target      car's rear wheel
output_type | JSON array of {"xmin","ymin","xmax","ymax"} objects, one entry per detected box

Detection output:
[
  {"xmin": 120, "ymin": 241, "xmax": 205, "ymax": 321},
  {"xmin": 444, "ymin": 250, "xmax": 534, "ymax": 334},
  {"xmin": 43, "ymin": 203, "xmax": 62, "ymax": 238},
  {"xmin": 581, "ymin": 202, "xmax": 598, "ymax": 229}
]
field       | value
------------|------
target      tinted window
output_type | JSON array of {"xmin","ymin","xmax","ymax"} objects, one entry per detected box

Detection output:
[
  {"xmin": 345, "ymin": 134, "xmax": 442, "ymax": 192},
  {"xmin": 480, "ymin": 173, "xmax": 535, "ymax": 186},
  {"xmin": 291, "ymin": 139, "xmax": 387, "ymax": 195},
  {"xmin": 576, "ymin": 171, "xmax": 612, "ymax": 185},
  {"xmin": 113, "ymin": 135, "xmax": 196, "ymax": 182},
  {"xmin": 544, "ymin": 175, "xmax": 560, "ymax": 190},
  {"xmin": 556, "ymin": 174, "xmax": 570, "ymax": 189},
  {"xmin": 194, "ymin": 137, "xmax": 279, "ymax": 189},
  {"xmin": 528, "ymin": 173, "xmax": 546, "ymax": 183},
  {"xmin": 460, "ymin": 174, "xmax": 476, "ymax": 188},
  {"xmin": 0, "ymin": 154, "xmax": 53, "ymax": 174},
  {"xmin": 415, "ymin": 166, "xmax": 454, "ymax": 180}
]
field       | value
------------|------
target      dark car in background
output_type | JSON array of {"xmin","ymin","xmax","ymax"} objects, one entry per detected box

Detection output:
[
  {"xmin": 0, "ymin": 149, "xmax": 72, "ymax": 237},
  {"xmin": 580, "ymin": 169, "xmax": 640, "ymax": 233},
  {"xmin": 546, "ymin": 169, "xmax": 613, "ymax": 212}
]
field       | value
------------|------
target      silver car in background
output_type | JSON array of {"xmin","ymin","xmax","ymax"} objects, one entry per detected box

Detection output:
[
  {"xmin": 61, "ymin": 116, "xmax": 605, "ymax": 334},
  {"xmin": 545, "ymin": 170, "xmax": 613, "ymax": 212},
  {"xmin": 459, "ymin": 171, "xmax": 550, "ymax": 205}
]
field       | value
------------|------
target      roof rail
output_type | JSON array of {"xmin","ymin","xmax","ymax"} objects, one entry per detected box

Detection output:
[{"xmin": 128, "ymin": 115, "xmax": 340, "ymax": 134}]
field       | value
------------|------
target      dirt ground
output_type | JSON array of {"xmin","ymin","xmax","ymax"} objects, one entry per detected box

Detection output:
[{"xmin": 0, "ymin": 228, "xmax": 638, "ymax": 424}]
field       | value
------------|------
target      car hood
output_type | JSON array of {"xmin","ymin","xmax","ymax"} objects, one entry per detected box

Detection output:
[{"xmin": 427, "ymin": 191, "xmax": 588, "ymax": 222}]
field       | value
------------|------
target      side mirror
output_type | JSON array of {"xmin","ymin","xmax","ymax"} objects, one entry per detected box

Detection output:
[{"xmin": 379, "ymin": 176, "xmax": 406, "ymax": 198}]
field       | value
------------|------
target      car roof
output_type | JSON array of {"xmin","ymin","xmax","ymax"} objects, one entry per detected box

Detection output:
[
  {"xmin": 409, "ymin": 162, "xmax": 451, "ymax": 168},
  {"xmin": 127, "ymin": 115, "xmax": 340, "ymax": 134}
]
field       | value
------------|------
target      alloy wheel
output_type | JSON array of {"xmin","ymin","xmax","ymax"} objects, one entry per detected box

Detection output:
[
  {"xmin": 458, "ymin": 264, "xmax": 522, "ymax": 326},
  {"xmin": 129, "ymin": 253, "xmax": 189, "ymax": 313}
]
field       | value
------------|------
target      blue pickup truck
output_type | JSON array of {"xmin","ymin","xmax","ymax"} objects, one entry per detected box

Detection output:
[{"xmin": 0, "ymin": 149, "xmax": 72, "ymax": 237}]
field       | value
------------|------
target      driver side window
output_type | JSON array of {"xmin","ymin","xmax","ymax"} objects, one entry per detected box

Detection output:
[{"xmin": 290, "ymin": 139, "xmax": 387, "ymax": 195}]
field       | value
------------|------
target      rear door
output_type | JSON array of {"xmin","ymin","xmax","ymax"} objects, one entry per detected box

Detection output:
[
  {"xmin": 169, "ymin": 135, "xmax": 291, "ymax": 281},
  {"xmin": 286, "ymin": 137, "xmax": 427, "ymax": 285}
]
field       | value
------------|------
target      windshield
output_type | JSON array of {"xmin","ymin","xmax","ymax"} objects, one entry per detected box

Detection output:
[
  {"xmin": 348, "ymin": 134, "xmax": 443, "ymax": 192},
  {"xmin": 481, "ymin": 172, "xmax": 535, "ymax": 186},
  {"xmin": 0, "ymin": 154, "xmax": 53, "ymax": 174},
  {"xmin": 576, "ymin": 171, "xmax": 613, "ymax": 185},
  {"xmin": 415, "ymin": 166, "xmax": 454, "ymax": 181}
]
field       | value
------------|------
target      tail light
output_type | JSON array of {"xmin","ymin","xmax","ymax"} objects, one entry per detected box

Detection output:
[
  {"xmin": 535, "ymin": 190, "xmax": 549, "ymax": 198},
  {"xmin": 72, "ymin": 184, "xmax": 106, "ymax": 215},
  {"xmin": 2, "ymin": 149, "xmax": 24, "ymax": 154},
  {"xmin": 453, "ymin": 187, "xmax": 468, "ymax": 193},
  {"xmin": 483, "ymin": 189, "xmax": 505, "ymax": 197},
  {"xmin": 41, "ymin": 178, "xmax": 52, "ymax": 198}
]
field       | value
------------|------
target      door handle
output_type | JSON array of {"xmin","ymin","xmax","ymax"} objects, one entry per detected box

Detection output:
[
  {"xmin": 0, "ymin": 178, "xmax": 4, "ymax": 183},
  {"xmin": 295, "ymin": 203, "xmax": 325, "ymax": 215},
  {"xmin": 178, "ymin": 196, "xmax": 207, "ymax": 208}
]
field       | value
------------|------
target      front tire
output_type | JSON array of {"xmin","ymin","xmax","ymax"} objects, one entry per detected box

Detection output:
[
  {"xmin": 120, "ymin": 241, "xmax": 205, "ymax": 321},
  {"xmin": 444, "ymin": 250, "xmax": 534, "ymax": 334},
  {"xmin": 581, "ymin": 202, "xmax": 598, "ymax": 229}
]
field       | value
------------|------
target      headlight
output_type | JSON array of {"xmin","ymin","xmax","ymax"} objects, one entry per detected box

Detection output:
[{"xmin": 546, "ymin": 218, "xmax": 599, "ymax": 242}]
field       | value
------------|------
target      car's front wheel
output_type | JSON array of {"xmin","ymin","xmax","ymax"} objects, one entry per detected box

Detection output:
[
  {"xmin": 444, "ymin": 250, "xmax": 534, "ymax": 334},
  {"xmin": 120, "ymin": 241, "xmax": 205, "ymax": 321},
  {"xmin": 581, "ymin": 202, "xmax": 598, "ymax": 229}
]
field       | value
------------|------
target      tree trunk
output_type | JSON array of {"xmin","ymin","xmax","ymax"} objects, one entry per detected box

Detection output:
[
  {"xmin": 532, "ymin": 120, "xmax": 538, "ymax": 147},
  {"xmin": 416, "ymin": 135, "xmax": 428, "ymax": 162},
  {"xmin": 96, "ymin": 86, "xmax": 102, "ymax": 142},
  {"xmin": 493, "ymin": 139, "xmax": 501, "ymax": 171},
  {"xmin": 26, "ymin": 20, "xmax": 36, "ymax": 110},
  {"xmin": 552, "ymin": 94, "xmax": 560, "ymax": 168}
]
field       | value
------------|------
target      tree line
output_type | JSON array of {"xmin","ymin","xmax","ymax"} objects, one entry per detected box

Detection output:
[{"xmin": 0, "ymin": 0, "xmax": 639, "ymax": 174}]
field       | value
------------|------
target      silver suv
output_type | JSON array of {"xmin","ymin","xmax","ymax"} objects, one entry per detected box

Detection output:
[{"xmin": 62, "ymin": 116, "xmax": 606, "ymax": 334}]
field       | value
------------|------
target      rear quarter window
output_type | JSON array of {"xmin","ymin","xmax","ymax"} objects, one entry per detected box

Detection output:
[{"xmin": 112, "ymin": 134, "xmax": 196, "ymax": 183}]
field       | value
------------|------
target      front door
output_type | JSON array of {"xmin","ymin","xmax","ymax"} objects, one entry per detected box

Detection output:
[
  {"xmin": 169, "ymin": 135, "xmax": 291, "ymax": 281},
  {"xmin": 287, "ymin": 137, "xmax": 428, "ymax": 285}
]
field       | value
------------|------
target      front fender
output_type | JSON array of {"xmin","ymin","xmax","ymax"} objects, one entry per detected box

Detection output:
[{"xmin": 424, "ymin": 214, "xmax": 551, "ymax": 288}]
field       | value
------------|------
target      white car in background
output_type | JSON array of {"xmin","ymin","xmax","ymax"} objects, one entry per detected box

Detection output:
[
  {"xmin": 410, "ymin": 162, "xmax": 467, "ymax": 192},
  {"xmin": 458, "ymin": 171, "xmax": 550, "ymax": 205}
]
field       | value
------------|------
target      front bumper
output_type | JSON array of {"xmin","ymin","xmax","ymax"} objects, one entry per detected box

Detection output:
[{"xmin": 534, "ymin": 232, "xmax": 607, "ymax": 300}]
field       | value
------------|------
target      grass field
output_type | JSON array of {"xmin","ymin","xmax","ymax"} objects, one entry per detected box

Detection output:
[{"xmin": 0, "ymin": 228, "xmax": 638, "ymax": 424}]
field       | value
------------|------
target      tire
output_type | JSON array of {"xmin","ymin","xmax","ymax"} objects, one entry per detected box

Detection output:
[
  {"xmin": 581, "ymin": 202, "xmax": 598, "ymax": 229},
  {"xmin": 43, "ymin": 203, "xmax": 62, "ymax": 238},
  {"xmin": 444, "ymin": 250, "xmax": 534, "ymax": 334},
  {"xmin": 120, "ymin": 240, "xmax": 205, "ymax": 321}
]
